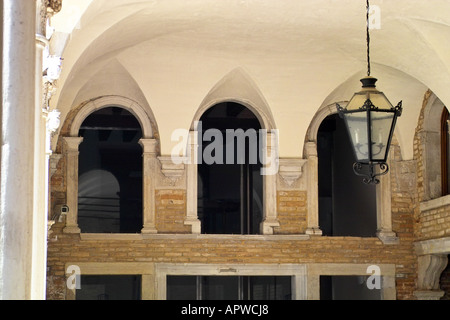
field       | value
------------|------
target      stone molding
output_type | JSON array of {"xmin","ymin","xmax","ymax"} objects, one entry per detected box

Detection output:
[
  {"xmin": 414, "ymin": 237, "xmax": 449, "ymax": 300},
  {"xmin": 278, "ymin": 158, "xmax": 307, "ymax": 187},
  {"xmin": 158, "ymin": 156, "xmax": 186, "ymax": 185},
  {"xmin": 414, "ymin": 254, "xmax": 448, "ymax": 300}
]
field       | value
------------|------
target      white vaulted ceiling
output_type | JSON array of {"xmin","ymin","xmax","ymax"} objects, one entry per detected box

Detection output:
[{"xmin": 50, "ymin": 0, "xmax": 450, "ymax": 159}]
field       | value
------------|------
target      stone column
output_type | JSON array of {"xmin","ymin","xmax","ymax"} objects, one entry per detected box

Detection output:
[
  {"xmin": 62, "ymin": 137, "xmax": 83, "ymax": 234},
  {"xmin": 184, "ymin": 131, "xmax": 201, "ymax": 234},
  {"xmin": 304, "ymin": 142, "xmax": 322, "ymax": 235},
  {"xmin": 260, "ymin": 131, "xmax": 280, "ymax": 235},
  {"xmin": 140, "ymin": 139, "xmax": 158, "ymax": 234},
  {"xmin": 0, "ymin": 0, "xmax": 37, "ymax": 299},
  {"xmin": 30, "ymin": 0, "xmax": 50, "ymax": 300},
  {"xmin": 376, "ymin": 162, "xmax": 398, "ymax": 244},
  {"xmin": 414, "ymin": 254, "xmax": 448, "ymax": 300}
]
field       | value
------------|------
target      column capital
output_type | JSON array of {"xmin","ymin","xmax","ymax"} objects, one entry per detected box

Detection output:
[
  {"xmin": 63, "ymin": 136, "xmax": 83, "ymax": 152},
  {"xmin": 304, "ymin": 141, "xmax": 317, "ymax": 158},
  {"xmin": 139, "ymin": 138, "xmax": 159, "ymax": 154}
]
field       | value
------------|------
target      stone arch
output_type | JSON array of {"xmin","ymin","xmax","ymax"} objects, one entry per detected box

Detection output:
[
  {"xmin": 69, "ymin": 95, "xmax": 157, "ymax": 140},
  {"xmin": 416, "ymin": 90, "xmax": 448, "ymax": 201},
  {"xmin": 184, "ymin": 68, "xmax": 279, "ymax": 234},
  {"xmin": 63, "ymin": 95, "xmax": 159, "ymax": 234}
]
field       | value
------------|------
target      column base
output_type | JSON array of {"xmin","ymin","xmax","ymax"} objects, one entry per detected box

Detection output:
[
  {"xmin": 377, "ymin": 230, "xmax": 399, "ymax": 245},
  {"xmin": 260, "ymin": 220, "xmax": 280, "ymax": 235},
  {"xmin": 306, "ymin": 227, "xmax": 323, "ymax": 236},
  {"xmin": 63, "ymin": 225, "xmax": 81, "ymax": 234},
  {"xmin": 141, "ymin": 225, "xmax": 158, "ymax": 234},
  {"xmin": 184, "ymin": 218, "xmax": 201, "ymax": 234}
]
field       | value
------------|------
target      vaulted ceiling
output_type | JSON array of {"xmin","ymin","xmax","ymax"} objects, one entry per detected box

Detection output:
[{"xmin": 50, "ymin": 0, "xmax": 450, "ymax": 159}]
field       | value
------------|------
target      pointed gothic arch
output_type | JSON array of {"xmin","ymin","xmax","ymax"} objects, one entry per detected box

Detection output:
[{"xmin": 184, "ymin": 69, "xmax": 279, "ymax": 234}]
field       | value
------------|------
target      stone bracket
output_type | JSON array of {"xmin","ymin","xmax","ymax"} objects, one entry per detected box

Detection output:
[
  {"xmin": 414, "ymin": 253, "xmax": 448, "ymax": 300},
  {"xmin": 158, "ymin": 156, "xmax": 186, "ymax": 185},
  {"xmin": 278, "ymin": 158, "xmax": 307, "ymax": 186}
]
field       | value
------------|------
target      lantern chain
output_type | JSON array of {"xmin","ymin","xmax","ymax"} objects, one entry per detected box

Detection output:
[{"xmin": 366, "ymin": 0, "xmax": 371, "ymax": 77}]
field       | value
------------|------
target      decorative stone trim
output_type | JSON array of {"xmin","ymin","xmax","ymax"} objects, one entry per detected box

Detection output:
[
  {"xmin": 420, "ymin": 194, "xmax": 450, "ymax": 212},
  {"xmin": 158, "ymin": 156, "xmax": 186, "ymax": 185},
  {"xmin": 80, "ymin": 233, "xmax": 310, "ymax": 242},
  {"xmin": 306, "ymin": 263, "xmax": 396, "ymax": 300},
  {"xmin": 155, "ymin": 263, "xmax": 307, "ymax": 300},
  {"xmin": 304, "ymin": 142, "xmax": 322, "ymax": 235},
  {"xmin": 278, "ymin": 158, "xmax": 307, "ymax": 187},
  {"xmin": 65, "ymin": 262, "xmax": 155, "ymax": 300},
  {"xmin": 414, "ymin": 237, "xmax": 450, "ymax": 256},
  {"xmin": 414, "ymin": 238, "xmax": 449, "ymax": 300},
  {"xmin": 414, "ymin": 254, "xmax": 448, "ymax": 300},
  {"xmin": 62, "ymin": 137, "xmax": 83, "ymax": 234}
]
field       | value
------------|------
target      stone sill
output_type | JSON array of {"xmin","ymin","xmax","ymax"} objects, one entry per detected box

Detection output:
[
  {"xmin": 80, "ymin": 233, "xmax": 311, "ymax": 241},
  {"xmin": 420, "ymin": 194, "xmax": 450, "ymax": 212},
  {"xmin": 414, "ymin": 236, "xmax": 450, "ymax": 255}
]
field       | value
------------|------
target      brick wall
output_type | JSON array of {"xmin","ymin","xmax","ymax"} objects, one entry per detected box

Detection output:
[
  {"xmin": 274, "ymin": 191, "xmax": 307, "ymax": 234},
  {"xmin": 419, "ymin": 206, "xmax": 450, "ymax": 240},
  {"xmin": 46, "ymin": 229, "xmax": 417, "ymax": 300},
  {"xmin": 155, "ymin": 189, "xmax": 191, "ymax": 233}
]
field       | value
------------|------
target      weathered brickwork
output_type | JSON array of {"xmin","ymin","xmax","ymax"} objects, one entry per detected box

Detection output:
[
  {"xmin": 274, "ymin": 191, "xmax": 307, "ymax": 234},
  {"xmin": 419, "ymin": 207, "xmax": 450, "ymax": 240},
  {"xmin": 46, "ymin": 228, "xmax": 417, "ymax": 300},
  {"xmin": 155, "ymin": 189, "xmax": 191, "ymax": 233},
  {"xmin": 413, "ymin": 89, "xmax": 432, "ymax": 204}
]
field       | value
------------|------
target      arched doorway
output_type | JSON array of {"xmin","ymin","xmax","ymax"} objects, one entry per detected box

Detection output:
[
  {"xmin": 77, "ymin": 107, "xmax": 143, "ymax": 233},
  {"xmin": 197, "ymin": 102, "xmax": 263, "ymax": 234}
]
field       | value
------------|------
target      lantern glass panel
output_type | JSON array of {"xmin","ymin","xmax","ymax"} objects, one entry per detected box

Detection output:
[
  {"xmin": 370, "ymin": 111, "xmax": 395, "ymax": 161},
  {"xmin": 343, "ymin": 111, "xmax": 369, "ymax": 162}
]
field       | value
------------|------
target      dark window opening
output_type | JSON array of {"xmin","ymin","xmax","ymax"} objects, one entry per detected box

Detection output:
[
  {"xmin": 320, "ymin": 276, "xmax": 381, "ymax": 300},
  {"xmin": 198, "ymin": 102, "xmax": 263, "ymax": 235},
  {"xmin": 76, "ymin": 275, "xmax": 141, "ymax": 300},
  {"xmin": 317, "ymin": 114, "xmax": 377, "ymax": 237},
  {"xmin": 167, "ymin": 276, "xmax": 291, "ymax": 300},
  {"xmin": 78, "ymin": 107, "xmax": 143, "ymax": 233}
]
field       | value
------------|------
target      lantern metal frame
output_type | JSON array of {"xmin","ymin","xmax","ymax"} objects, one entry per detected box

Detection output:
[{"xmin": 337, "ymin": 86, "xmax": 402, "ymax": 184}]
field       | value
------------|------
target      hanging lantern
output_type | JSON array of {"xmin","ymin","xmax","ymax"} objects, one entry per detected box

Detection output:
[
  {"xmin": 336, "ymin": 1, "xmax": 403, "ymax": 184},
  {"xmin": 337, "ymin": 77, "xmax": 402, "ymax": 184}
]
